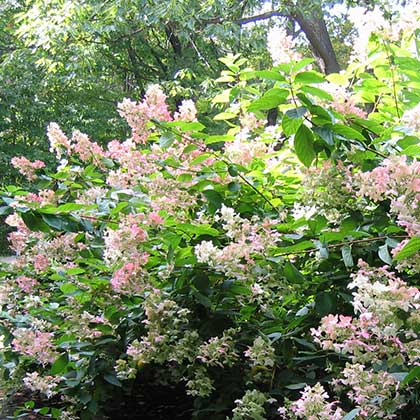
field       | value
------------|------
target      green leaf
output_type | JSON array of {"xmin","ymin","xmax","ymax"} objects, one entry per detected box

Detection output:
[
  {"xmin": 166, "ymin": 121, "xmax": 205, "ymax": 132},
  {"xmin": 283, "ymin": 261, "xmax": 305, "ymax": 283},
  {"xmin": 247, "ymin": 88, "xmax": 289, "ymax": 112},
  {"xmin": 189, "ymin": 152, "xmax": 212, "ymax": 166},
  {"xmin": 401, "ymin": 144, "xmax": 420, "ymax": 157},
  {"xmin": 104, "ymin": 373, "xmax": 122, "ymax": 387},
  {"xmin": 277, "ymin": 241, "xmax": 314, "ymax": 254},
  {"xmin": 294, "ymin": 70, "xmax": 325, "ymax": 84},
  {"xmin": 202, "ymin": 189, "xmax": 223, "ymax": 211},
  {"xmin": 60, "ymin": 283, "xmax": 80, "ymax": 295},
  {"xmin": 41, "ymin": 214, "xmax": 81, "ymax": 232},
  {"xmin": 331, "ymin": 124, "xmax": 366, "ymax": 141},
  {"xmin": 21, "ymin": 211, "xmax": 50, "ymax": 232},
  {"xmin": 378, "ymin": 244, "xmax": 392, "ymax": 264},
  {"xmin": 300, "ymin": 85, "xmax": 332, "ymax": 100},
  {"xmin": 394, "ymin": 237, "xmax": 420, "ymax": 261},
  {"xmin": 294, "ymin": 125, "xmax": 316, "ymax": 167},
  {"xmin": 282, "ymin": 114, "xmax": 302, "ymax": 136},
  {"xmin": 212, "ymin": 89, "xmax": 232, "ymax": 103},
  {"xmin": 286, "ymin": 107, "xmax": 307, "ymax": 119},
  {"xmin": 254, "ymin": 70, "xmax": 286, "ymax": 81},
  {"xmin": 315, "ymin": 292, "xmax": 334, "ymax": 316},
  {"xmin": 402, "ymin": 366, "xmax": 420, "ymax": 386},
  {"xmin": 341, "ymin": 246, "xmax": 354, "ymax": 267},
  {"xmin": 205, "ymin": 134, "xmax": 235, "ymax": 145},
  {"xmin": 159, "ymin": 133, "xmax": 176, "ymax": 149},
  {"xmin": 228, "ymin": 165, "xmax": 238, "ymax": 177},
  {"xmin": 342, "ymin": 408, "xmax": 361, "ymax": 420},
  {"xmin": 313, "ymin": 126, "xmax": 334, "ymax": 146},
  {"xmin": 213, "ymin": 112, "xmax": 237, "ymax": 121},
  {"xmin": 285, "ymin": 383, "xmax": 307, "ymax": 390},
  {"xmin": 51, "ymin": 353, "xmax": 68, "ymax": 375},
  {"xmin": 177, "ymin": 223, "xmax": 219, "ymax": 237}
]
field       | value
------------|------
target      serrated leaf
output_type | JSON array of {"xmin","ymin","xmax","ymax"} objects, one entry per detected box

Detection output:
[
  {"xmin": 402, "ymin": 144, "xmax": 420, "ymax": 157},
  {"xmin": 285, "ymin": 383, "xmax": 307, "ymax": 390},
  {"xmin": 294, "ymin": 125, "xmax": 316, "ymax": 167},
  {"xmin": 189, "ymin": 152, "xmax": 212, "ymax": 166},
  {"xmin": 394, "ymin": 237, "xmax": 420, "ymax": 261},
  {"xmin": 177, "ymin": 223, "xmax": 219, "ymax": 237},
  {"xmin": 21, "ymin": 211, "xmax": 50, "ymax": 233},
  {"xmin": 212, "ymin": 89, "xmax": 232, "ymax": 103},
  {"xmin": 300, "ymin": 85, "xmax": 332, "ymax": 100},
  {"xmin": 205, "ymin": 134, "xmax": 235, "ymax": 145}
]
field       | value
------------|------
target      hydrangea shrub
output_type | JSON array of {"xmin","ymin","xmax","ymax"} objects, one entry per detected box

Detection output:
[{"xmin": 0, "ymin": 18, "xmax": 420, "ymax": 420}]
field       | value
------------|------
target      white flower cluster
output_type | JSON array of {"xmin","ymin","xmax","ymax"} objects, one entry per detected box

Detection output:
[{"xmin": 23, "ymin": 372, "xmax": 61, "ymax": 398}]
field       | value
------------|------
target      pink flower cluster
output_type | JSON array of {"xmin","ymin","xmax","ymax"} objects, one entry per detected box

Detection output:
[
  {"xmin": 110, "ymin": 255, "xmax": 149, "ymax": 295},
  {"xmin": 5, "ymin": 213, "xmax": 42, "ymax": 255},
  {"xmin": 104, "ymin": 214, "xmax": 148, "ymax": 263},
  {"xmin": 308, "ymin": 261, "xmax": 420, "ymax": 418},
  {"xmin": 12, "ymin": 328, "xmax": 56, "ymax": 365},
  {"xmin": 117, "ymin": 85, "xmax": 172, "ymax": 143},
  {"xmin": 47, "ymin": 122, "xmax": 72, "ymax": 158},
  {"xmin": 357, "ymin": 155, "xmax": 420, "ymax": 236},
  {"xmin": 10, "ymin": 156, "xmax": 45, "ymax": 181},
  {"xmin": 34, "ymin": 254, "xmax": 50, "ymax": 272},
  {"xmin": 15, "ymin": 275, "xmax": 38, "ymax": 293},
  {"xmin": 331, "ymin": 96, "xmax": 367, "ymax": 118},
  {"xmin": 280, "ymin": 383, "xmax": 343, "ymax": 420},
  {"xmin": 71, "ymin": 130, "xmax": 104, "ymax": 163},
  {"xmin": 21, "ymin": 189, "xmax": 56, "ymax": 206},
  {"xmin": 47, "ymin": 122, "xmax": 105, "ymax": 164},
  {"xmin": 194, "ymin": 206, "xmax": 279, "ymax": 279},
  {"xmin": 340, "ymin": 363, "xmax": 406, "ymax": 419}
]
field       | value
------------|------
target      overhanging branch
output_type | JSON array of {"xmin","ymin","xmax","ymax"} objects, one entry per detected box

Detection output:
[{"xmin": 203, "ymin": 10, "xmax": 287, "ymax": 26}]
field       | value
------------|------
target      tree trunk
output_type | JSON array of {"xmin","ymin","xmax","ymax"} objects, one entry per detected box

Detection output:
[{"xmin": 290, "ymin": 5, "xmax": 340, "ymax": 74}]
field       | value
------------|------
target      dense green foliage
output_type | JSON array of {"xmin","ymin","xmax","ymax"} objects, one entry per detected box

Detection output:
[{"xmin": 0, "ymin": 13, "xmax": 420, "ymax": 419}]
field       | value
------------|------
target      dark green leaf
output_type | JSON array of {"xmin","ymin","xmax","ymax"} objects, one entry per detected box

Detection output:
[
  {"xmin": 283, "ymin": 262, "xmax": 305, "ymax": 283},
  {"xmin": 294, "ymin": 125, "xmax": 316, "ymax": 167},
  {"xmin": 331, "ymin": 124, "xmax": 366, "ymax": 141},
  {"xmin": 104, "ymin": 373, "xmax": 122, "ymax": 387},
  {"xmin": 402, "ymin": 366, "xmax": 420, "ymax": 386},
  {"xmin": 51, "ymin": 353, "xmax": 68, "ymax": 375}
]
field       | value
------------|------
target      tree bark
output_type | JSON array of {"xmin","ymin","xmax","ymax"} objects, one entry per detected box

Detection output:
[{"xmin": 289, "ymin": 6, "xmax": 340, "ymax": 74}]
